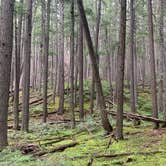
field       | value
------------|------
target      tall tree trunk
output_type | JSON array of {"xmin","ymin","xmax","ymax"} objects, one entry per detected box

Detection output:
[
  {"xmin": 129, "ymin": 0, "xmax": 137, "ymax": 122},
  {"xmin": 116, "ymin": 0, "xmax": 127, "ymax": 140},
  {"xmin": 42, "ymin": 0, "xmax": 51, "ymax": 123},
  {"xmin": 77, "ymin": 0, "xmax": 113, "ymax": 133},
  {"xmin": 69, "ymin": 0, "xmax": 75, "ymax": 127},
  {"xmin": 159, "ymin": 0, "xmax": 166, "ymax": 123},
  {"xmin": 90, "ymin": 0, "xmax": 102, "ymax": 112},
  {"xmin": 158, "ymin": 0, "xmax": 164, "ymax": 113},
  {"xmin": 105, "ymin": 27, "xmax": 113, "ymax": 103},
  {"xmin": 22, "ymin": 0, "xmax": 32, "ymax": 132},
  {"xmin": 78, "ymin": 16, "xmax": 84, "ymax": 121},
  {"xmin": 0, "ymin": 0, "xmax": 14, "ymax": 149},
  {"xmin": 58, "ymin": 0, "xmax": 65, "ymax": 114},
  {"xmin": 142, "ymin": 37, "xmax": 146, "ymax": 90},
  {"xmin": 14, "ymin": 0, "xmax": 23, "ymax": 130},
  {"xmin": 147, "ymin": 0, "xmax": 159, "ymax": 128}
]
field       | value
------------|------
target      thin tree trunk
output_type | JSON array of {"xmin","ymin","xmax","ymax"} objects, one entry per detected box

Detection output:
[
  {"xmin": 78, "ymin": 16, "xmax": 84, "ymax": 121},
  {"xmin": 58, "ymin": 0, "xmax": 65, "ymax": 114},
  {"xmin": 69, "ymin": 0, "xmax": 75, "ymax": 127},
  {"xmin": 158, "ymin": 0, "xmax": 164, "ymax": 114},
  {"xmin": 22, "ymin": 0, "xmax": 32, "ymax": 132},
  {"xmin": 159, "ymin": 0, "xmax": 166, "ymax": 123},
  {"xmin": 129, "ymin": 0, "xmax": 137, "ymax": 123},
  {"xmin": 42, "ymin": 0, "xmax": 51, "ymax": 122},
  {"xmin": 147, "ymin": 0, "xmax": 159, "ymax": 128}
]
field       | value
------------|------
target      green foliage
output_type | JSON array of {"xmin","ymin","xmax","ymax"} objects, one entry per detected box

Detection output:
[
  {"xmin": 15, "ymin": 1, "xmax": 26, "ymax": 15},
  {"xmin": 0, "ymin": 148, "xmax": 54, "ymax": 166},
  {"xmin": 137, "ymin": 94, "xmax": 152, "ymax": 116}
]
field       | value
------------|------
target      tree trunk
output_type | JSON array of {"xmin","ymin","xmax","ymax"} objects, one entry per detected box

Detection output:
[
  {"xmin": 14, "ymin": 0, "xmax": 23, "ymax": 130},
  {"xmin": 147, "ymin": 0, "xmax": 159, "ymax": 128},
  {"xmin": 159, "ymin": 0, "xmax": 166, "ymax": 123},
  {"xmin": 116, "ymin": 0, "xmax": 127, "ymax": 140},
  {"xmin": 22, "ymin": 0, "xmax": 32, "ymax": 132},
  {"xmin": 90, "ymin": 0, "xmax": 102, "ymax": 111},
  {"xmin": 78, "ymin": 16, "xmax": 84, "ymax": 121},
  {"xmin": 129, "ymin": 0, "xmax": 137, "ymax": 123},
  {"xmin": 0, "ymin": 0, "xmax": 14, "ymax": 149},
  {"xmin": 42, "ymin": 0, "xmax": 51, "ymax": 123},
  {"xmin": 58, "ymin": 0, "xmax": 65, "ymax": 114},
  {"xmin": 69, "ymin": 0, "xmax": 75, "ymax": 127}
]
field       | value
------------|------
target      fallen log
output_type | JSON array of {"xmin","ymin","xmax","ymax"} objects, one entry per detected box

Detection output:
[
  {"xmin": 34, "ymin": 142, "xmax": 78, "ymax": 156},
  {"xmin": 108, "ymin": 110, "xmax": 166, "ymax": 124},
  {"xmin": 31, "ymin": 111, "xmax": 57, "ymax": 118},
  {"xmin": 69, "ymin": 151, "xmax": 165, "ymax": 160},
  {"xmin": 9, "ymin": 93, "xmax": 53, "ymax": 114},
  {"xmin": 40, "ymin": 138, "xmax": 68, "ymax": 146}
]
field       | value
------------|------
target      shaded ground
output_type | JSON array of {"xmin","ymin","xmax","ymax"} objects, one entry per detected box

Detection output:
[{"xmin": 1, "ymin": 85, "xmax": 166, "ymax": 166}]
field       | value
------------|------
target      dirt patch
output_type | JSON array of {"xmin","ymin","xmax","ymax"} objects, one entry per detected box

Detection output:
[{"xmin": 146, "ymin": 129, "xmax": 166, "ymax": 137}]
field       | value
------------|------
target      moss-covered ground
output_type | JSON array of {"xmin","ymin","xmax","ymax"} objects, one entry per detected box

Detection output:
[{"xmin": 1, "ymin": 82, "xmax": 166, "ymax": 166}]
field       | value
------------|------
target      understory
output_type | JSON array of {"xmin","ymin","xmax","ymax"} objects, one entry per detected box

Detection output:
[{"xmin": 1, "ymin": 83, "xmax": 166, "ymax": 166}]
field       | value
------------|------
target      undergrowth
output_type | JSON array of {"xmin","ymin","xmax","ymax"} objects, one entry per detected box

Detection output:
[{"xmin": 2, "ymin": 82, "xmax": 166, "ymax": 165}]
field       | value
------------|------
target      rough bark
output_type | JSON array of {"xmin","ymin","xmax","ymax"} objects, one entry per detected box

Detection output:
[
  {"xmin": 69, "ymin": 0, "xmax": 76, "ymax": 127},
  {"xmin": 42, "ymin": 0, "xmax": 51, "ymax": 122},
  {"xmin": 129, "ymin": 0, "xmax": 137, "ymax": 124},
  {"xmin": 116, "ymin": 0, "xmax": 126, "ymax": 139},
  {"xmin": 22, "ymin": 0, "xmax": 32, "ymax": 132},
  {"xmin": 58, "ymin": 0, "xmax": 65, "ymax": 114},
  {"xmin": 78, "ymin": 16, "xmax": 84, "ymax": 121},
  {"xmin": 14, "ymin": 0, "xmax": 23, "ymax": 130},
  {"xmin": 147, "ymin": 0, "xmax": 159, "ymax": 128},
  {"xmin": 0, "ymin": 0, "xmax": 14, "ymax": 149}
]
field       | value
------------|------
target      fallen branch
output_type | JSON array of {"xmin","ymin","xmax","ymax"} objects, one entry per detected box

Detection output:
[
  {"xmin": 69, "ymin": 151, "xmax": 165, "ymax": 159},
  {"xmin": 34, "ymin": 142, "xmax": 78, "ymax": 156},
  {"xmin": 108, "ymin": 110, "xmax": 166, "ymax": 124}
]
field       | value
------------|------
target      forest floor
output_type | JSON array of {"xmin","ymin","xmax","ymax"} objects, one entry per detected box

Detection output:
[{"xmin": 1, "ymin": 84, "xmax": 166, "ymax": 166}]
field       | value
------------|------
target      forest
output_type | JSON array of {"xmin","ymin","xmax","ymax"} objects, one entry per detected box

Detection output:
[{"xmin": 0, "ymin": 0, "xmax": 166, "ymax": 165}]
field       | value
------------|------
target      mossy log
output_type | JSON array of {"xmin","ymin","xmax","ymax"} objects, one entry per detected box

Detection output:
[
  {"xmin": 69, "ymin": 151, "xmax": 165, "ymax": 159},
  {"xmin": 108, "ymin": 110, "xmax": 166, "ymax": 124},
  {"xmin": 34, "ymin": 142, "xmax": 78, "ymax": 156}
]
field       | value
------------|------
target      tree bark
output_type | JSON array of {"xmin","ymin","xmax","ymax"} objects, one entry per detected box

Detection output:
[
  {"xmin": 116, "ymin": 0, "xmax": 127, "ymax": 139},
  {"xmin": 129, "ymin": 0, "xmax": 137, "ymax": 124},
  {"xmin": 69, "ymin": 0, "xmax": 76, "ymax": 127},
  {"xmin": 22, "ymin": 0, "xmax": 32, "ymax": 132},
  {"xmin": 58, "ymin": 0, "xmax": 65, "ymax": 114},
  {"xmin": 147, "ymin": 0, "xmax": 159, "ymax": 128},
  {"xmin": 0, "ymin": 0, "xmax": 14, "ymax": 148},
  {"xmin": 14, "ymin": 0, "xmax": 23, "ymax": 130},
  {"xmin": 42, "ymin": 0, "xmax": 51, "ymax": 122},
  {"xmin": 78, "ymin": 16, "xmax": 84, "ymax": 121}
]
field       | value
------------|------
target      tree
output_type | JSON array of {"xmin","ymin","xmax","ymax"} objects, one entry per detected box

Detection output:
[
  {"xmin": 69, "ymin": 0, "xmax": 75, "ymax": 127},
  {"xmin": 78, "ymin": 15, "xmax": 84, "ymax": 121},
  {"xmin": 14, "ymin": 0, "xmax": 24, "ymax": 130},
  {"xmin": 147, "ymin": 0, "xmax": 159, "ymax": 129},
  {"xmin": 0, "ymin": 0, "xmax": 14, "ymax": 148},
  {"xmin": 22, "ymin": 0, "xmax": 32, "ymax": 132},
  {"xmin": 77, "ymin": 0, "xmax": 113, "ymax": 133},
  {"xmin": 116, "ymin": 0, "xmax": 127, "ymax": 140},
  {"xmin": 90, "ymin": 0, "xmax": 102, "ymax": 112},
  {"xmin": 158, "ymin": 0, "xmax": 164, "ymax": 116},
  {"xmin": 42, "ymin": 0, "xmax": 51, "ymax": 122},
  {"xmin": 129, "ymin": 0, "xmax": 137, "ymax": 122},
  {"xmin": 58, "ymin": 0, "xmax": 65, "ymax": 114},
  {"xmin": 160, "ymin": 0, "xmax": 166, "ymax": 123}
]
